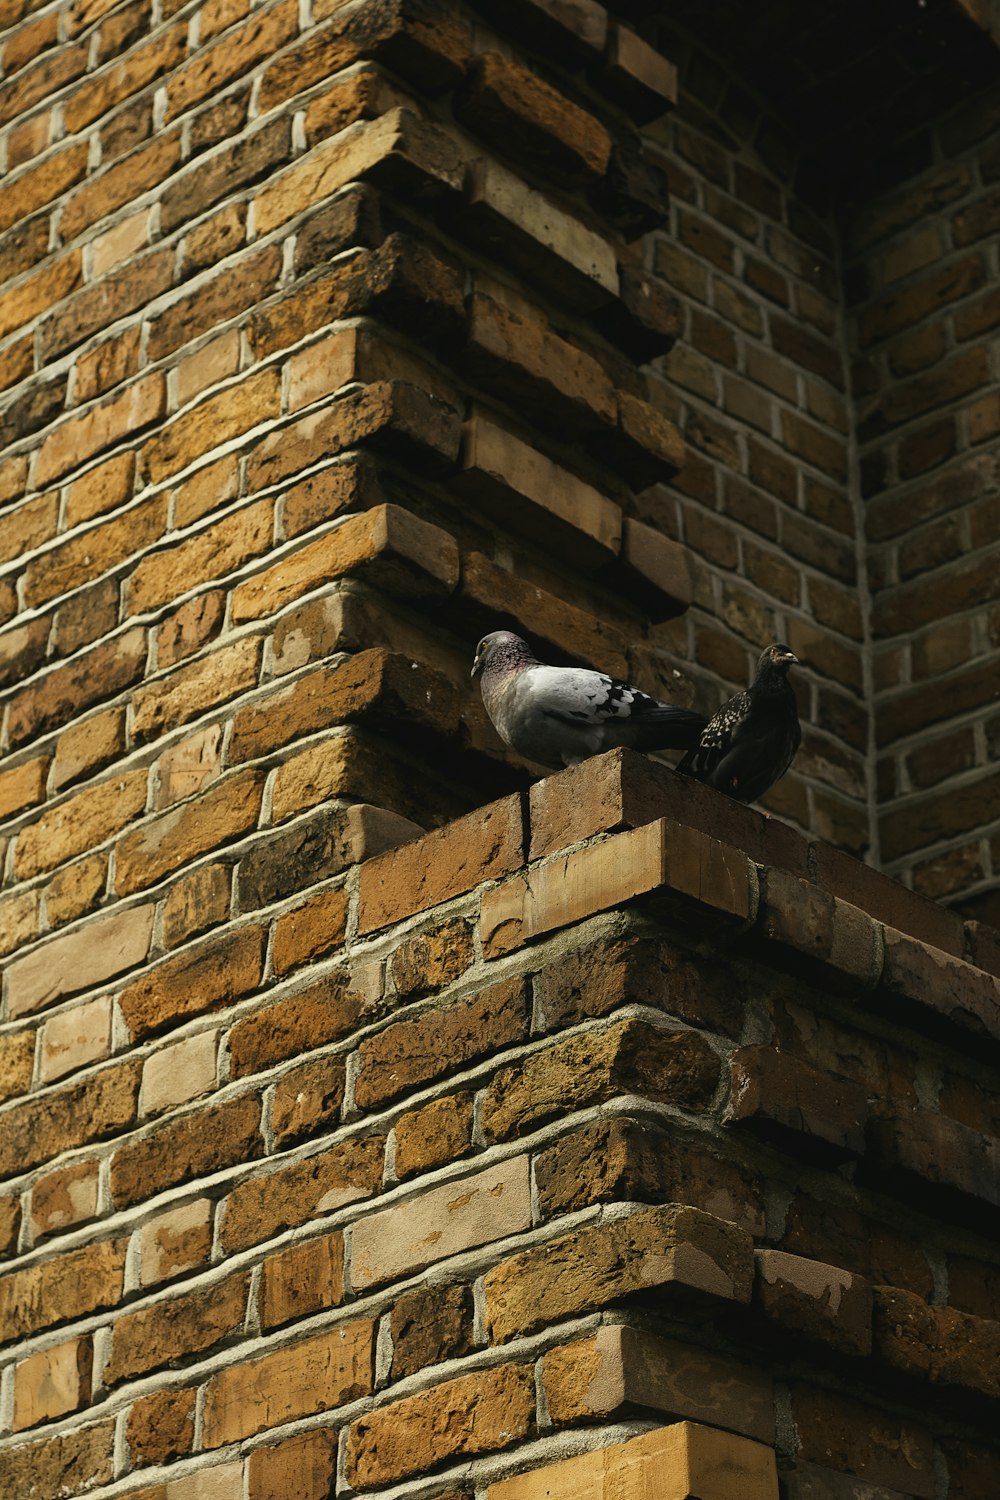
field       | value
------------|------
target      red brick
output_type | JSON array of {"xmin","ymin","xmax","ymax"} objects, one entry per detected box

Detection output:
[
  {"xmin": 457, "ymin": 51, "xmax": 610, "ymax": 183},
  {"xmin": 273, "ymin": 886, "xmax": 350, "ymax": 977},
  {"xmin": 126, "ymin": 1388, "xmax": 196, "ymax": 1469},
  {"xmin": 271, "ymin": 1055, "xmax": 347, "ymax": 1149},
  {"xmin": 790, "ymin": 1383, "xmax": 933, "ymax": 1497},
  {"xmin": 729, "ymin": 1045, "xmax": 867, "ymax": 1162},
  {"xmin": 359, "ymin": 794, "xmax": 523, "ymax": 933},
  {"xmin": 0, "ymin": 1419, "xmax": 115, "ymax": 1499},
  {"xmin": 247, "ymin": 1429, "xmax": 339, "ymax": 1500},
  {"xmin": 393, "ymin": 1092, "xmax": 475, "ymax": 1179},
  {"xmin": 105, "ymin": 1271, "xmax": 249, "ymax": 1386}
]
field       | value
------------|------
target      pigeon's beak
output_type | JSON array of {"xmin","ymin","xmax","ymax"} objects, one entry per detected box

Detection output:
[
  {"xmin": 781, "ymin": 650, "xmax": 798, "ymax": 665},
  {"xmin": 471, "ymin": 654, "xmax": 482, "ymax": 680}
]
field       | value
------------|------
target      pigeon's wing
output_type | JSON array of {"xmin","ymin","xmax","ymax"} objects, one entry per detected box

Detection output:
[
  {"xmin": 702, "ymin": 704, "xmax": 801, "ymax": 801},
  {"xmin": 680, "ymin": 690, "xmax": 752, "ymax": 776},
  {"xmin": 497, "ymin": 665, "xmax": 704, "ymax": 766}
]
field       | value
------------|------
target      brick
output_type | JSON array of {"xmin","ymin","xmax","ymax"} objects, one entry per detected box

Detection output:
[
  {"xmin": 247, "ymin": 1429, "xmax": 339, "ymax": 1500},
  {"xmin": 90, "ymin": 210, "xmax": 149, "ymax": 279},
  {"xmin": 141, "ymin": 1031, "xmax": 219, "ymax": 1116},
  {"xmin": 133, "ymin": 639, "xmax": 261, "ymax": 747},
  {"xmin": 40, "ymin": 994, "xmax": 113, "ymax": 1083},
  {"xmin": 481, "ymin": 818, "xmax": 755, "ymax": 958},
  {"xmin": 114, "ymin": 769, "xmax": 266, "ymax": 896},
  {"xmin": 106, "ymin": 1270, "xmax": 249, "ymax": 1389},
  {"xmin": 110, "ymin": 1092, "xmax": 262, "ymax": 1209},
  {"xmin": 484, "ymin": 1017, "xmax": 718, "ymax": 1143},
  {"xmin": 271, "ymin": 886, "xmax": 348, "ymax": 977},
  {"xmin": 52, "ymin": 706, "xmax": 126, "ymax": 792},
  {"xmin": 542, "ymin": 1325, "xmax": 774, "ymax": 1441},
  {"xmin": 63, "ymin": 23, "xmax": 186, "ymax": 130},
  {"xmin": 393, "ymin": 1092, "xmax": 475, "ymax": 1179},
  {"xmin": 13, "ymin": 1335, "xmax": 92, "ymax": 1430},
  {"xmin": 728, "ymin": 1045, "xmax": 867, "ymax": 1162},
  {"xmin": 389, "ymin": 1281, "xmax": 474, "ymax": 1380},
  {"xmin": 120, "ymin": 923, "xmax": 264, "ymax": 1042},
  {"xmin": 0, "ymin": 1059, "xmax": 140, "ymax": 1180},
  {"xmin": 457, "ymin": 409, "xmax": 621, "ymax": 564},
  {"xmin": 603, "ymin": 24, "xmax": 677, "ymax": 121},
  {"xmin": 0, "ymin": 1237, "xmax": 126, "ymax": 1343},
  {"xmin": 355, "ymin": 976, "xmax": 528, "ymax": 1109},
  {"xmin": 613, "ymin": 516, "xmax": 693, "ymax": 618},
  {"xmin": 0, "ymin": 888, "xmax": 38, "ymax": 960},
  {"xmin": 126, "ymin": 1388, "xmax": 196, "ymax": 1469},
  {"xmin": 155, "ymin": 725, "xmax": 223, "ymax": 809},
  {"xmin": 486, "ymin": 1423, "xmax": 777, "ymax": 1500},
  {"xmin": 72, "ymin": 325, "xmax": 143, "ymax": 404},
  {"xmin": 157, "ymin": 590, "xmax": 226, "ymax": 669},
  {"xmin": 0, "ymin": 1419, "xmax": 115, "ymax": 1500},
  {"xmin": 218, "ymin": 1135, "xmax": 384, "ymax": 1254},
  {"xmin": 259, "ymin": 1231, "xmax": 344, "ymax": 1331},
  {"xmin": 0, "ymin": 253, "xmax": 81, "ymax": 349},
  {"xmin": 485, "ymin": 1204, "xmax": 753, "ymax": 1341},
  {"xmin": 140, "ymin": 370, "xmax": 281, "ymax": 486},
  {"xmin": 42, "ymin": 247, "xmax": 174, "ymax": 362},
  {"xmin": 228, "ymin": 972, "xmax": 364, "ymax": 1081},
  {"xmin": 462, "ymin": 156, "xmax": 617, "ymax": 313},
  {"xmin": 0, "ymin": 616, "xmax": 48, "ymax": 693},
  {"xmin": 390, "ymin": 916, "xmax": 475, "ymax": 998},
  {"xmin": 231, "ymin": 503, "xmax": 458, "ymax": 623},
  {"xmin": 878, "ymin": 927, "xmax": 1000, "ymax": 1042},
  {"xmin": 0, "ymin": 1029, "xmax": 34, "ymax": 1102},
  {"xmin": 0, "ymin": 1193, "xmax": 19, "ymax": 1255},
  {"xmin": 254, "ymin": 108, "xmax": 466, "ymax": 237},
  {"xmin": 754, "ymin": 1249, "xmax": 872, "ymax": 1356},
  {"xmin": 345, "ymin": 1362, "xmax": 534, "ymax": 1488},
  {"xmin": 35, "ymin": 373, "xmax": 166, "ymax": 490},
  {"xmin": 271, "ymin": 1055, "xmax": 346, "ymax": 1149},
  {"xmin": 0, "ymin": 141, "xmax": 89, "ymax": 234},
  {"xmin": 874, "ymin": 1285, "xmax": 1000, "ymax": 1397},
  {"xmin": 6, "ymin": 902, "xmax": 154, "ymax": 1018},
  {"xmin": 463, "ymin": 276, "xmax": 616, "ymax": 434},
  {"xmin": 128, "ymin": 498, "xmax": 274, "ymax": 615},
  {"xmin": 8, "ymin": 627, "xmax": 147, "ymax": 749},
  {"xmin": 161, "ymin": 861, "xmax": 231, "ymax": 949},
  {"xmin": 757, "ymin": 869, "xmax": 881, "ymax": 989},
  {"xmin": 867, "ymin": 1109, "xmax": 1000, "ymax": 1213},
  {"xmin": 458, "ymin": 552, "xmax": 629, "ymax": 675},
  {"xmin": 534, "ymin": 929, "xmax": 744, "ymax": 1038},
  {"xmin": 0, "ymin": 755, "xmax": 47, "ymax": 819},
  {"xmin": 30, "ymin": 1161, "xmax": 100, "ymax": 1240},
  {"xmin": 351, "ymin": 1155, "xmax": 532, "ymax": 1291},
  {"xmin": 790, "ymin": 1384, "xmax": 933, "ymax": 1497},
  {"xmin": 134, "ymin": 1199, "xmax": 213, "ymax": 1287},
  {"xmin": 241, "ymin": 803, "xmax": 419, "ymax": 909},
  {"xmin": 160, "ymin": 126, "xmax": 292, "ymax": 238},
  {"xmin": 203, "ymin": 1318, "xmax": 374, "ymax": 1447},
  {"xmin": 458, "ymin": 51, "xmax": 610, "ymax": 182},
  {"xmin": 173, "ymin": 3, "xmax": 299, "ymax": 117},
  {"xmin": 177, "ymin": 330, "xmax": 242, "ymax": 406},
  {"xmin": 0, "ymin": 493, "xmax": 59, "ymax": 565}
]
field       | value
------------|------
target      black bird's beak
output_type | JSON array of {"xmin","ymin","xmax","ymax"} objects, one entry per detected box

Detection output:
[{"xmin": 783, "ymin": 650, "xmax": 799, "ymax": 665}]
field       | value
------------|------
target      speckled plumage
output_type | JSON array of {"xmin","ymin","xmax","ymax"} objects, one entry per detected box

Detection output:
[
  {"xmin": 678, "ymin": 643, "xmax": 801, "ymax": 804},
  {"xmin": 471, "ymin": 630, "xmax": 708, "ymax": 770}
]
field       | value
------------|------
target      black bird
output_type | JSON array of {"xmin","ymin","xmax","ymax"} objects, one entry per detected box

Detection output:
[
  {"xmin": 678, "ymin": 643, "xmax": 800, "ymax": 804},
  {"xmin": 471, "ymin": 630, "xmax": 708, "ymax": 770}
]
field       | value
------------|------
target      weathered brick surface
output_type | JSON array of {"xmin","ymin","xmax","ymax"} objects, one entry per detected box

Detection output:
[{"xmin": 2, "ymin": 6, "xmax": 999, "ymax": 1494}]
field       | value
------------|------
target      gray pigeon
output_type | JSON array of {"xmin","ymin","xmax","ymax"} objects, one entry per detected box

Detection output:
[
  {"xmin": 677, "ymin": 642, "xmax": 800, "ymax": 803},
  {"xmin": 471, "ymin": 630, "xmax": 708, "ymax": 770}
]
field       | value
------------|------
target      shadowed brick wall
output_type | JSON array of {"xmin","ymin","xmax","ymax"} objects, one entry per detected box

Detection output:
[{"xmin": 2, "ymin": 0, "xmax": 1000, "ymax": 1498}]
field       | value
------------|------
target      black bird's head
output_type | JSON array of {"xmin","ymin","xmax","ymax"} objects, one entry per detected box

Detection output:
[
  {"xmin": 471, "ymin": 630, "xmax": 534, "ymax": 680},
  {"xmin": 755, "ymin": 642, "xmax": 798, "ymax": 680}
]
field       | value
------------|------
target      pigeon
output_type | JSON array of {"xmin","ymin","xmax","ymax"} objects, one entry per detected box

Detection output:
[
  {"xmin": 471, "ymin": 629, "xmax": 708, "ymax": 770},
  {"xmin": 677, "ymin": 642, "xmax": 800, "ymax": 804}
]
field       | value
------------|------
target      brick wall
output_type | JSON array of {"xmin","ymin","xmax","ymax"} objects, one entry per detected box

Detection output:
[
  {"xmin": 847, "ymin": 88, "xmax": 1000, "ymax": 918},
  {"xmin": 3, "ymin": 0, "xmax": 1000, "ymax": 1497}
]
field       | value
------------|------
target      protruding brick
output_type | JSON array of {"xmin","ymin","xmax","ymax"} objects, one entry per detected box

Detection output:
[
  {"xmin": 754, "ymin": 1249, "xmax": 873, "ymax": 1356},
  {"xmin": 351, "ymin": 1155, "xmax": 531, "ymax": 1291},
  {"xmin": 485, "ymin": 1203, "xmax": 753, "ymax": 1341},
  {"xmin": 345, "ymin": 1362, "xmax": 534, "ymax": 1488},
  {"xmin": 202, "ymin": 1319, "xmax": 374, "ymax": 1447},
  {"xmin": 482, "ymin": 1017, "xmax": 720, "ymax": 1143},
  {"xmin": 728, "ymin": 1046, "xmax": 868, "ymax": 1162},
  {"xmin": 487, "ymin": 1421, "xmax": 777, "ymax": 1500},
  {"xmin": 542, "ymin": 1325, "xmax": 774, "ymax": 1441},
  {"xmin": 359, "ymin": 794, "xmax": 523, "ymax": 934},
  {"xmin": 603, "ymin": 24, "xmax": 677, "ymax": 122}
]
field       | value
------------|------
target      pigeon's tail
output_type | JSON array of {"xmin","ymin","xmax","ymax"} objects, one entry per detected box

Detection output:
[{"xmin": 631, "ymin": 705, "xmax": 709, "ymax": 752}]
